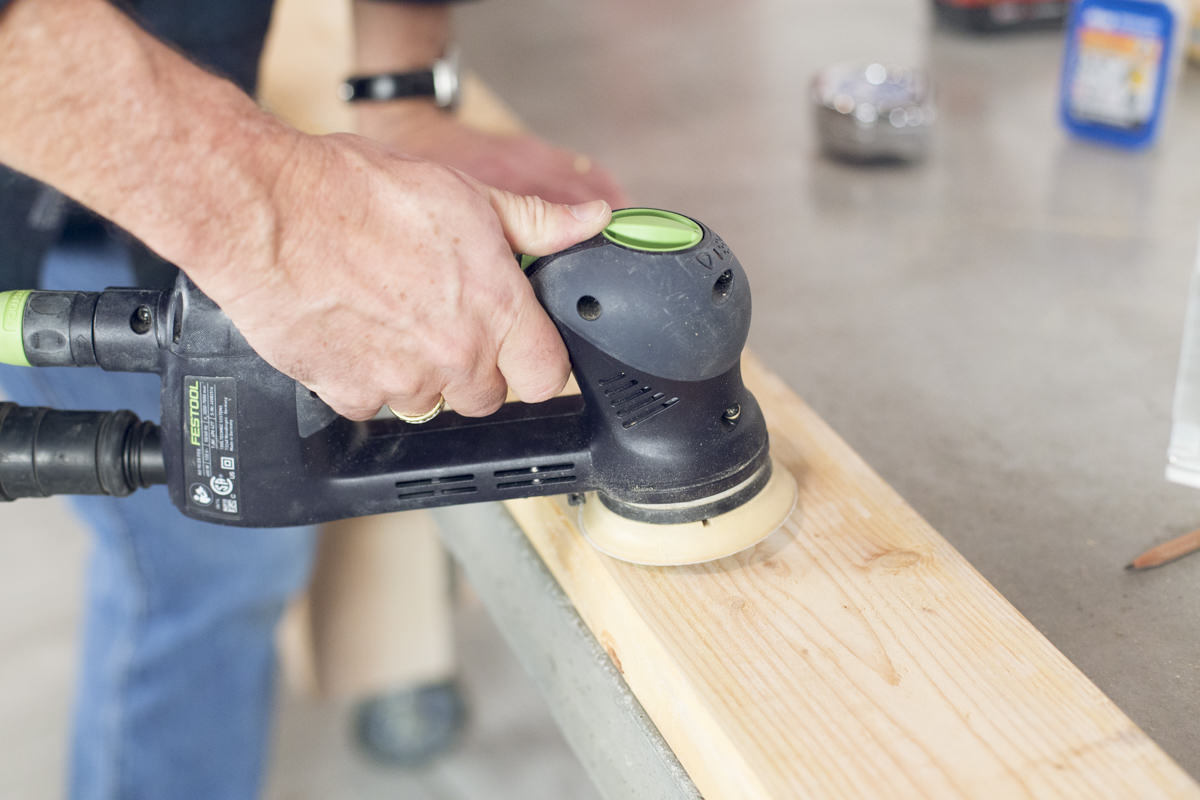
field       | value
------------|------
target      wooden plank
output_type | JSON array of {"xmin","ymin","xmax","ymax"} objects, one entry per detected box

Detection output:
[{"xmin": 505, "ymin": 352, "xmax": 1200, "ymax": 799}]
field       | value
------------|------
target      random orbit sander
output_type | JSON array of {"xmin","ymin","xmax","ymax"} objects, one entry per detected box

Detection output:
[{"xmin": 0, "ymin": 208, "xmax": 797, "ymax": 566}]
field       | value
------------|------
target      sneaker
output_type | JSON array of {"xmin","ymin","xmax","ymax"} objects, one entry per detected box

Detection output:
[{"xmin": 353, "ymin": 680, "xmax": 467, "ymax": 767}]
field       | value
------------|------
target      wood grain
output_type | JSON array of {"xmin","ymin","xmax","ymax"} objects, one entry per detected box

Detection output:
[{"xmin": 506, "ymin": 352, "xmax": 1200, "ymax": 799}]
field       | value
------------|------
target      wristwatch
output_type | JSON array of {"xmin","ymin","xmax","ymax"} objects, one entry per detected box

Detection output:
[{"xmin": 339, "ymin": 48, "xmax": 460, "ymax": 110}]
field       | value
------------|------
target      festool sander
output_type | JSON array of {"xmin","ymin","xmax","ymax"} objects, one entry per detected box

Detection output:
[{"xmin": 0, "ymin": 209, "xmax": 796, "ymax": 566}]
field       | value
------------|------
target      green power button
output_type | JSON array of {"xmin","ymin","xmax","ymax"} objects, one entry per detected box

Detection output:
[{"xmin": 602, "ymin": 208, "xmax": 703, "ymax": 252}]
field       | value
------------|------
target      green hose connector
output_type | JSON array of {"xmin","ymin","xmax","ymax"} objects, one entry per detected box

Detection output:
[{"xmin": 0, "ymin": 290, "xmax": 31, "ymax": 367}]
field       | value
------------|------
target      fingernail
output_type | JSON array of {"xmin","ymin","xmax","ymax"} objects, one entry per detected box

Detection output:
[{"xmin": 569, "ymin": 199, "xmax": 608, "ymax": 222}]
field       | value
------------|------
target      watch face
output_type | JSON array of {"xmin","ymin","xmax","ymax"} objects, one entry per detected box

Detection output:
[{"xmin": 433, "ymin": 47, "xmax": 461, "ymax": 110}]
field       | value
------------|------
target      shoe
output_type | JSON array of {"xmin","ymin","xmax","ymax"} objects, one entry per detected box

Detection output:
[{"xmin": 353, "ymin": 680, "xmax": 467, "ymax": 767}]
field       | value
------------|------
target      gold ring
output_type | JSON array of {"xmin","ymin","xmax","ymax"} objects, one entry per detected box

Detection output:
[{"xmin": 389, "ymin": 394, "xmax": 445, "ymax": 424}]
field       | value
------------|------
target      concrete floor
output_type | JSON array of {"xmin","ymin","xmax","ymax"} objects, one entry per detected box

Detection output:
[{"xmin": 2, "ymin": 0, "xmax": 1199, "ymax": 796}]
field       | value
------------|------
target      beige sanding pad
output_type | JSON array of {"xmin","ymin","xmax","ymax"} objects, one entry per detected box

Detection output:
[{"xmin": 579, "ymin": 457, "xmax": 798, "ymax": 566}]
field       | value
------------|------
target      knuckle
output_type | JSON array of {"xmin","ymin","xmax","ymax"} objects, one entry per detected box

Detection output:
[
  {"xmin": 324, "ymin": 393, "xmax": 380, "ymax": 421},
  {"xmin": 522, "ymin": 381, "xmax": 560, "ymax": 404},
  {"xmin": 383, "ymin": 371, "xmax": 427, "ymax": 403},
  {"xmin": 515, "ymin": 367, "xmax": 568, "ymax": 404},
  {"xmin": 509, "ymin": 194, "xmax": 552, "ymax": 251},
  {"xmin": 445, "ymin": 372, "xmax": 507, "ymax": 418},
  {"xmin": 451, "ymin": 394, "xmax": 503, "ymax": 418},
  {"xmin": 436, "ymin": 336, "xmax": 479, "ymax": 376},
  {"xmin": 478, "ymin": 394, "xmax": 506, "ymax": 416}
]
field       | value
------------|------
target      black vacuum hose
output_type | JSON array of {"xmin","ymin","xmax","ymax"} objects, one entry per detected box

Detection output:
[{"xmin": 0, "ymin": 402, "xmax": 165, "ymax": 501}]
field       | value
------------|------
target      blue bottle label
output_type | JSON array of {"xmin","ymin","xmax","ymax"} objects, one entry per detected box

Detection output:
[{"xmin": 1061, "ymin": 0, "xmax": 1177, "ymax": 148}]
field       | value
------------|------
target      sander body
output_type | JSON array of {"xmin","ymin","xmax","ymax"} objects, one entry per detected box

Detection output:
[{"xmin": 0, "ymin": 209, "xmax": 795, "ymax": 564}]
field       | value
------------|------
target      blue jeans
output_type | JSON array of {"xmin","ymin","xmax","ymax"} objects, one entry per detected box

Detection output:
[{"xmin": 0, "ymin": 234, "xmax": 316, "ymax": 799}]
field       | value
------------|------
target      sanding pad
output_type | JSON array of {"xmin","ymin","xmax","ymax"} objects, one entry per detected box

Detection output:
[{"xmin": 578, "ymin": 457, "xmax": 798, "ymax": 566}]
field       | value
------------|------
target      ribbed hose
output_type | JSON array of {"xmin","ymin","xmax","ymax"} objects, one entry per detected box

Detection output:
[{"xmin": 0, "ymin": 402, "xmax": 165, "ymax": 501}]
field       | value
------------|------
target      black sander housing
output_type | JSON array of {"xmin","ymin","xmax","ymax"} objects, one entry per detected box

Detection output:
[{"xmin": 0, "ymin": 209, "xmax": 785, "ymax": 559}]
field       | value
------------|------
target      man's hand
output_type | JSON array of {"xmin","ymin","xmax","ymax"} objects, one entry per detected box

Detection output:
[
  {"xmin": 201, "ymin": 132, "xmax": 610, "ymax": 421},
  {"xmin": 356, "ymin": 104, "xmax": 628, "ymax": 208},
  {"xmin": 0, "ymin": 0, "xmax": 611, "ymax": 421},
  {"xmin": 349, "ymin": 0, "xmax": 628, "ymax": 208}
]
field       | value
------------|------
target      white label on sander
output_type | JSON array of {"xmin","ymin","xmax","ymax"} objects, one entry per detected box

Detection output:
[{"xmin": 183, "ymin": 375, "xmax": 243, "ymax": 518}]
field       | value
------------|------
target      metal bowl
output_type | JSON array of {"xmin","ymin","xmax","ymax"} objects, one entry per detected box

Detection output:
[{"xmin": 811, "ymin": 62, "xmax": 935, "ymax": 163}]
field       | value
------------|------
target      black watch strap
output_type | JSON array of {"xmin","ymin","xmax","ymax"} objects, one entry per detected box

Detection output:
[
  {"xmin": 339, "ymin": 49, "xmax": 459, "ymax": 109},
  {"xmin": 339, "ymin": 71, "xmax": 436, "ymax": 103}
]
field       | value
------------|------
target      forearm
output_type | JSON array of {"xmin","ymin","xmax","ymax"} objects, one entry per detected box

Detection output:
[
  {"xmin": 352, "ymin": 1, "xmax": 451, "ymax": 73},
  {"xmin": 0, "ymin": 0, "xmax": 295, "ymax": 288},
  {"xmin": 351, "ymin": 1, "xmax": 454, "ymax": 138}
]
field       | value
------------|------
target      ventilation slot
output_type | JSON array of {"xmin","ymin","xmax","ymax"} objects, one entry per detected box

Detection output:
[
  {"xmin": 495, "ymin": 463, "xmax": 576, "ymax": 490},
  {"xmin": 601, "ymin": 379, "xmax": 639, "ymax": 398},
  {"xmin": 621, "ymin": 396, "xmax": 680, "ymax": 429},
  {"xmin": 607, "ymin": 384, "xmax": 651, "ymax": 405},
  {"xmin": 613, "ymin": 390, "xmax": 662, "ymax": 416},
  {"xmin": 396, "ymin": 473, "xmax": 477, "ymax": 500},
  {"xmin": 602, "ymin": 371, "xmax": 654, "ymax": 412},
  {"xmin": 598, "ymin": 370, "xmax": 681, "ymax": 428}
]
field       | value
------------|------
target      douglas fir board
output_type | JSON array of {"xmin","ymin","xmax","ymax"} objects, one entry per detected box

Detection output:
[{"xmin": 506, "ymin": 353, "xmax": 1199, "ymax": 799}]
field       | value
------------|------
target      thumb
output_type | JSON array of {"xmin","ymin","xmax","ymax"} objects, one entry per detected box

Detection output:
[{"xmin": 486, "ymin": 189, "xmax": 611, "ymax": 257}]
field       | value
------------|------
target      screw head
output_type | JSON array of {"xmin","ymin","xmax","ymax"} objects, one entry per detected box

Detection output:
[{"xmin": 130, "ymin": 305, "xmax": 153, "ymax": 335}]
